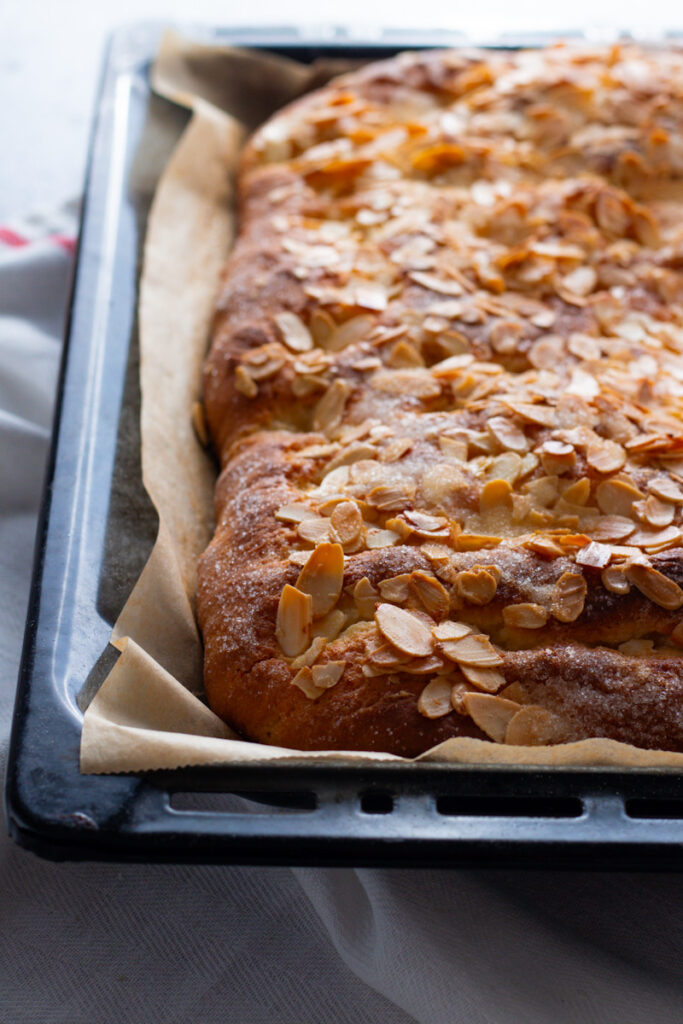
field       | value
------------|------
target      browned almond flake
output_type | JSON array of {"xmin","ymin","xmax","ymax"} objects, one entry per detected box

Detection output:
[
  {"xmin": 309, "ymin": 308, "xmax": 336, "ymax": 347},
  {"xmin": 325, "ymin": 444, "xmax": 377, "ymax": 472},
  {"xmin": 586, "ymin": 439, "xmax": 626, "ymax": 474},
  {"xmin": 354, "ymin": 577, "xmax": 380, "ymax": 618},
  {"xmin": 325, "ymin": 314, "xmax": 375, "ymax": 352},
  {"xmin": 439, "ymin": 436, "xmax": 469, "ymax": 460},
  {"xmin": 366, "ymin": 529, "xmax": 401, "ymax": 548},
  {"xmin": 410, "ymin": 571, "xmax": 451, "ymax": 619},
  {"xmin": 540, "ymin": 441, "xmax": 575, "ymax": 475},
  {"xmin": 562, "ymin": 478, "xmax": 591, "ymax": 506},
  {"xmin": 463, "ymin": 693, "xmax": 521, "ymax": 743},
  {"xmin": 275, "ymin": 311, "xmax": 314, "ymax": 352},
  {"xmin": 312, "ymin": 608, "xmax": 347, "ymax": 642},
  {"xmin": 276, "ymin": 585, "xmax": 313, "ymax": 657},
  {"xmin": 276, "ymin": 503, "xmax": 316, "ymax": 524},
  {"xmin": 378, "ymin": 574, "xmax": 413, "ymax": 603},
  {"xmin": 591, "ymin": 515, "xmax": 636, "ymax": 542},
  {"xmin": 367, "ymin": 484, "xmax": 416, "ymax": 511},
  {"xmin": 375, "ymin": 603, "xmax": 434, "ymax": 657},
  {"xmin": 575, "ymin": 541, "xmax": 612, "ymax": 568},
  {"xmin": 441, "ymin": 633, "xmax": 503, "ymax": 667},
  {"xmin": 648, "ymin": 475, "xmax": 683, "ymax": 503},
  {"xmin": 371, "ymin": 369, "xmax": 442, "ymax": 399},
  {"xmin": 480, "ymin": 479, "xmax": 513, "ymax": 512},
  {"xmin": 402, "ymin": 655, "xmax": 446, "ymax": 675},
  {"xmin": 601, "ymin": 565, "xmax": 631, "ymax": 594},
  {"xmin": 235, "ymin": 365, "xmax": 258, "ymax": 398},
  {"xmin": 417, "ymin": 678, "xmax": 453, "ymax": 719},
  {"xmin": 297, "ymin": 517, "xmax": 332, "ymax": 545},
  {"xmin": 508, "ymin": 403, "xmax": 558, "ymax": 428},
  {"xmin": 433, "ymin": 621, "xmax": 472, "ymax": 642},
  {"xmin": 524, "ymin": 535, "xmax": 564, "ymax": 558},
  {"xmin": 330, "ymin": 501, "xmax": 364, "ymax": 550},
  {"xmin": 550, "ymin": 572, "xmax": 587, "ymax": 622},
  {"xmin": 296, "ymin": 542, "xmax": 344, "ymax": 618},
  {"xmin": 596, "ymin": 479, "xmax": 644, "ymax": 517},
  {"xmin": 503, "ymin": 603, "xmax": 549, "ymax": 629},
  {"xmin": 505, "ymin": 706, "xmax": 566, "ymax": 745},
  {"xmin": 312, "ymin": 661, "xmax": 346, "ymax": 689},
  {"xmin": 291, "ymin": 636, "xmax": 327, "ymax": 670},
  {"xmin": 313, "ymin": 379, "xmax": 351, "ymax": 432},
  {"xmin": 191, "ymin": 401, "xmax": 208, "ymax": 447},
  {"xmin": 626, "ymin": 564, "xmax": 683, "ymax": 610},
  {"xmin": 487, "ymin": 452, "xmax": 524, "ymax": 484},
  {"xmin": 452, "ymin": 533, "xmax": 503, "ymax": 551},
  {"xmin": 459, "ymin": 664, "xmax": 506, "ymax": 692},
  {"xmin": 630, "ymin": 525, "xmax": 683, "ymax": 550},
  {"xmin": 636, "ymin": 495, "xmax": 675, "ymax": 529},
  {"xmin": 291, "ymin": 666, "xmax": 325, "ymax": 699},
  {"xmin": 455, "ymin": 568, "xmax": 498, "ymax": 605}
]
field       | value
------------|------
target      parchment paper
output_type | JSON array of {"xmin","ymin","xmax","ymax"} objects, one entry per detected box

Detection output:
[{"xmin": 80, "ymin": 31, "xmax": 683, "ymax": 773}]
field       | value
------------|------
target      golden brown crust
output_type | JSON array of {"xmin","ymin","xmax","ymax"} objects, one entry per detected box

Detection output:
[{"xmin": 198, "ymin": 44, "xmax": 683, "ymax": 755}]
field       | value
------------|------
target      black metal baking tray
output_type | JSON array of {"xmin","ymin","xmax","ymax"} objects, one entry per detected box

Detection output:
[{"xmin": 5, "ymin": 23, "xmax": 683, "ymax": 868}]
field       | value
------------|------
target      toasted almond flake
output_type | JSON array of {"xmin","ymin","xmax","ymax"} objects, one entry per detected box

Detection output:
[
  {"xmin": 410, "ymin": 571, "xmax": 450, "ymax": 619},
  {"xmin": 502, "ymin": 603, "xmax": 549, "ymax": 629},
  {"xmin": 417, "ymin": 678, "xmax": 453, "ymax": 719},
  {"xmin": 312, "ymin": 661, "xmax": 346, "ymax": 690},
  {"xmin": 410, "ymin": 271, "xmax": 463, "ymax": 296},
  {"xmin": 276, "ymin": 584, "xmax": 313, "ymax": 657},
  {"xmin": 191, "ymin": 401, "xmax": 208, "ymax": 447},
  {"xmin": 354, "ymin": 577, "xmax": 379, "ymax": 618},
  {"xmin": 311, "ymin": 608, "xmax": 347, "ymax": 642},
  {"xmin": 375, "ymin": 603, "xmax": 433, "ymax": 657},
  {"xmin": 540, "ymin": 440, "xmax": 576, "ymax": 476},
  {"xmin": 235, "ymin": 365, "xmax": 258, "ymax": 398},
  {"xmin": 433, "ymin": 621, "xmax": 472, "ymax": 642},
  {"xmin": 288, "ymin": 550, "xmax": 311, "ymax": 566},
  {"xmin": 296, "ymin": 542, "xmax": 344, "ymax": 618},
  {"xmin": 500, "ymin": 682, "xmax": 529, "ymax": 703},
  {"xmin": 463, "ymin": 693, "xmax": 521, "ymax": 743},
  {"xmin": 487, "ymin": 452, "xmax": 523, "ymax": 484},
  {"xmin": 561, "ymin": 265, "xmax": 597, "ymax": 297},
  {"xmin": 648, "ymin": 475, "xmax": 683, "ymax": 503},
  {"xmin": 366, "ymin": 529, "xmax": 401, "ymax": 548},
  {"xmin": 291, "ymin": 666, "xmax": 325, "ymax": 699},
  {"xmin": 367, "ymin": 484, "xmax": 415, "ymax": 512},
  {"xmin": 562, "ymin": 478, "xmax": 591, "ymax": 506},
  {"xmin": 596, "ymin": 479, "xmax": 644, "ymax": 517},
  {"xmin": 324, "ymin": 313, "xmax": 375, "ymax": 352},
  {"xmin": 550, "ymin": 572, "xmax": 587, "ymax": 622},
  {"xmin": 439, "ymin": 435, "xmax": 469, "ymax": 461},
  {"xmin": 586, "ymin": 439, "xmax": 626, "ymax": 475},
  {"xmin": 371, "ymin": 368, "xmax": 441, "ymax": 399},
  {"xmin": 291, "ymin": 636, "xmax": 327, "ymax": 671},
  {"xmin": 626, "ymin": 564, "xmax": 683, "ymax": 609},
  {"xmin": 523, "ymin": 476, "xmax": 559, "ymax": 508},
  {"xmin": 635, "ymin": 495, "xmax": 674, "ymax": 529},
  {"xmin": 355, "ymin": 284, "xmax": 388, "ymax": 311},
  {"xmin": 330, "ymin": 501, "xmax": 363, "ymax": 550},
  {"xmin": 276, "ymin": 503, "xmax": 316, "ymax": 524},
  {"xmin": 297, "ymin": 517, "xmax": 332, "ymax": 545},
  {"xmin": 505, "ymin": 706, "xmax": 565, "ymax": 745},
  {"xmin": 441, "ymin": 633, "xmax": 503, "ymax": 668},
  {"xmin": 313, "ymin": 379, "xmax": 351, "ymax": 432},
  {"xmin": 378, "ymin": 574, "xmax": 413, "ymax": 604},
  {"xmin": 455, "ymin": 568, "xmax": 498, "ymax": 606},
  {"xmin": 309, "ymin": 309, "xmax": 336, "ymax": 346},
  {"xmin": 601, "ymin": 565, "xmax": 631, "ymax": 594},
  {"xmin": 591, "ymin": 514, "xmax": 636, "ymax": 542},
  {"xmin": 380, "ymin": 437, "xmax": 414, "ymax": 463},
  {"xmin": 524, "ymin": 535, "xmax": 564, "ymax": 558},
  {"xmin": 479, "ymin": 479, "xmax": 513, "ymax": 513},
  {"xmin": 452, "ymin": 533, "xmax": 502, "ymax": 551},
  {"xmin": 459, "ymin": 665, "xmax": 506, "ymax": 692},
  {"xmin": 575, "ymin": 541, "xmax": 612, "ymax": 568},
  {"xmin": 387, "ymin": 339, "xmax": 425, "ymax": 369},
  {"xmin": 619, "ymin": 639, "xmax": 655, "ymax": 657},
  {"xmin": 508, "ymin": 402, "xmax": 558, "ymax": 428},
  {"xmin": 402, "ymin": 654, "xmax": 446, "ymax": 675},
  {"xmin": 369, "ymin": 643, "xmax": 411, "ymax": 668},
  {"xmin": 628, "ymin": 525, "xmax": 683, "ymax": 551},
  {"xmin": 275, "ymin": 311, "xmax": 313, "ymax": 352},
  {"xmin": 325, "ymin": 444, "xmax": 377, "ymax": 472}
]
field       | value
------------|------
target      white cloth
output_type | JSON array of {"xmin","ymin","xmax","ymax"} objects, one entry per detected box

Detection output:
[{"xmin": 1, "ymin": 215, "xmax": 682, "ymax": 1024}]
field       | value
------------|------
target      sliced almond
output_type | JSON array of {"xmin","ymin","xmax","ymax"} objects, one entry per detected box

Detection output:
[
  {"xmin": 366, "ymin": 528, "xmax": 401, "ymax": 548},
  {"xmin": 480, "ymin": 479, "xmax": 513, "ymax": 513},
  {"xmin": 311, "ymin": 608, "xmax": 347, "ymax": 642},
  {"xmin": 275, "ymin": 311, "xmax": 313, "ymax": 352},
  {"xmin": 324, "ymin": 314, "xmax": 375, "ymax": 352},
  {"xmin": 309, "ymin": 309, "xmax": 336, "ymax": 347},
  {"xmin": 367, "ymin": 484, "xmax": 416, "ymax": 512},
  {"xmin": 235, "ymin": 365, "xmax": 258, "ymax": 398},
  {"xmin": 505, "ymin": 706, "xmax": 565, "ymax": 745},
  {"xmin": 596, "ymin": 479, "xmax": 644, "ymax": 517},
  {"xmin": 524, "ymin": 535, "xmax": 564, "ymax": 559},
  {"xmin": 550, "ymin": 572, "xmax": 587, "ymax": 622},
  {"xmin": 601, "ymin": 565, "xmax": 631, "ymax": 595},
  {"xmin": 509, "ymin": 403, "xmax": 558, "ymax": 428},
  {"xmin": 330, "ymin": 501, "xmax": 363, "ymax": 550},
  {"xmin": 291, "ymin": 666, "xmax": 324, "ymax": 700},
  {"xmin": 441, "ymin": 633, "xmax": 503, "ymax": 667},
  {"xmin": 191, "ymin": 401, "xmax": 208, "ymax": 447},
  {"xmin": 591, "ymin": 515, "xmax": 636, "ymax": 542},
  {"xmin": 487, "ymin": 452, "xmax": 523, "ymax": 484},
  {"xmin": 452, "ymin": 533, "xmax": 503, "ymax": 551},
  {"xmin": 433, "ymin": 621, "xmax": 473, "ymax": 642},
  {"xmin": 375, "ymin": 603, "xmax": 434, "ymax": 657},
  {"xmin": 487, "ymin": 416, "xmax": 529, "ymax": 454},
  {"xmin": 629, "ymin": 525, "xmax": 683, "ymax": 551},
  {"xmin": 371, "ymin": 368, "xmax": 441, "ymax": 399},
  {"xmin": 636, "ymin": 495, "xmax": 674, "ymax": 529},
  {"xmin": 297, "ymin": 516, "xmax": 332, "ymax": 545},
  {"xmin": 586, "ymin": 439, "xmax": 626, "ymax": 475},
  {"xmin": 575, "ymin": 541, "xmax": 612, "ymax": 568},
  {"xmin": 312, "ymin": 661, "xmax": 346, "ymax": 690},
  {"xmin": 378, "ymin": 574, "xmax": 413, "ymax": 604},
  {"xmin": 354, "ymin": 577, "xmax": 379, "ymax": 618},
  {"xmin": 459, "ymin": 665, "xmax": 506, "ymax": 692},
  {"xmin": 276, "ymin": 503, "xmax": 316, "ymax": 524},
  {"xmin": 296, "ymin": 543, "xmax": 344, "ymax": 618},
  {"xmin": 455, "ymin": 568, "xmax": 498, "ymax": 605},
  {"xmin": 439, "ymin": 435, "xmax": 469, "ymax": 461},
  {"xmin": 291, "ymin": 635, "xmax": 327, "ymax": 670},
  {"xmin": 562, "ymin": 478, "xmax": 591, "ymax": 506},
  {"xmin": 463, "ymin": 693, "xmax": 521, "ymax": 743},
  {"xmin": 648, "ymin": 475, "xmax": 683, "ymax": 504},
  {"xmin": 523, "ymin": 476, "xmax": 559, "ymax": 508},
  {"xmin": 417, "ymin": 678, "xmax": 453, "ymax": 719},
  {"xmin": 276, "ymin": 584, "xmax": 313, "ymax": 657},
  {"xmin": 503, "ymin": 603, "xmax": 549, "ymax": 629},
  {"xmin": 626, "ymin": 564, "xmax": 683, "ymax": 610},
  {"xmin": 313, "ymin": 379, "xmax": 351, "ymax": 432},
  {"xmin": 410, "ymin": 571, "xmax": 450, "ymax": 619}
]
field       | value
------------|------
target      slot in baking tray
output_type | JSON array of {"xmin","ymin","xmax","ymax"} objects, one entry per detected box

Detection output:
[{"xmin": 5, "ymin": 23, "xmax": 683, "ymax": 867}]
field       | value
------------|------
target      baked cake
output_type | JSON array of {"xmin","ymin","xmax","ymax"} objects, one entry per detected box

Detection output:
[{"xmin": 197, "ymin": 44, "xmax": 683, "ymax": 755}]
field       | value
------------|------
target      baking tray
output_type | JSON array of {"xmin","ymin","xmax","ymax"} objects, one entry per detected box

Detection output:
[{"xmin": 5, "ymin": 23, "xmax": 683, "ymax": 868}]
